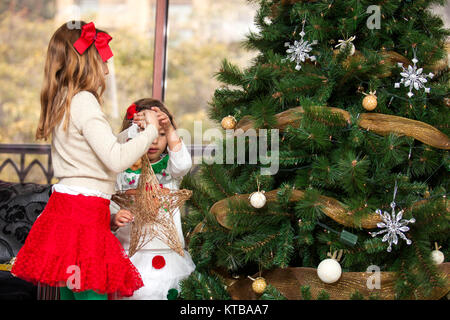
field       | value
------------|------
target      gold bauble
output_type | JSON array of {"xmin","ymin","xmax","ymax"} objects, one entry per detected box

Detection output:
[
  {"xmin": 362, "ymin": 94, "xmax": 377, "ymax": 111},
  {"xmin": 221, "ymin": 115, "xmax": 237, "ymax": 130},
  {"xmin": 251, "ymin": 277, "xmax": 267, "ymax": 294},
  {"xmin": 444, "ymin": 97, "xmax": 450, "ymax": 107}
]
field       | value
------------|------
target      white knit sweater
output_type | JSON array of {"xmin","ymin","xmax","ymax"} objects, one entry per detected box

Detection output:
[{"xmin": 51, "ymin": 91, "xmax": 158, "ymax": 194}]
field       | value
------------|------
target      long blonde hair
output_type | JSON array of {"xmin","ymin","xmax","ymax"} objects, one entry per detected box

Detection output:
[{"xmin": 36, "ymin": 21, "xmax": 110, "ymax": 140}]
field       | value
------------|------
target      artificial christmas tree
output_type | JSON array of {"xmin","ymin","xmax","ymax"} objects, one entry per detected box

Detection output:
[{"xmin": 180, "ymin": 0, "xmax": 450, "ymax": 300}]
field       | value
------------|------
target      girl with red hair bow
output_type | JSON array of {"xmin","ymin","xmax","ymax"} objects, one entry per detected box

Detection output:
[
  {"xmin": 110, "ymin": 98, "xmax": 195, "ymax": 300},
  {"xmin": 11, "ymin": 21, "xmax": 161, "ymax": 300}
]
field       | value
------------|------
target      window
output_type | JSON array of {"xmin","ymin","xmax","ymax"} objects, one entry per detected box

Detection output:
[{"xmin": 165, "ymin": 0, "xmax": 258, "ymax": 140}]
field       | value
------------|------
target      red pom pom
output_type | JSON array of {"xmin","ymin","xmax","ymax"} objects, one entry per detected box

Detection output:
[
  {"xmin": 152, "ymin": 255, "xmax": 166, "ymax": 269},
  {"xmin": 126, "ymin": 104, "xmax": 137, "ymax": 119}
]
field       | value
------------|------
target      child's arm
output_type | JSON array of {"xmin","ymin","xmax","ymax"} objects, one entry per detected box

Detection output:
[
  {"xmin": 111, "ymin": 173, "xmax": 135, "ymax": 231},
  {"xmin": 116, "ymin": 128, "xmax": 129, "ymax": 143},
  {"xmin": 116, "ymin": 123, "xmax": 140, "ymax": 144},
  {"xmin": 71, "ymin": 91, "xmax": 159, "ymax": 173},
  {"xmin": 166, "ymin": 129, "xmax": 192, "ymax": 178},
  {"xmin": 149, "ymin": 106, "xmax": 192, "ymax": 178},
  {"xmin": 112, "ymin": 209, "xmax": 133, "ymax": 231}
]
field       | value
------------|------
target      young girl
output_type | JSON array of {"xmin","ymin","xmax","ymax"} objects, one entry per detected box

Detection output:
[
  {"xmin": 110, "ymin": 99, "xmax": 195, "ymax": 300},
  {"xmin": 10, "ymin": 21, "xmax": 161, "ymax": 300}
]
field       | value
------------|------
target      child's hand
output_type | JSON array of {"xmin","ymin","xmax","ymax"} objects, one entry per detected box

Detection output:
[
  {"xmin": 150, "ymin": 107, "xmax": 174, "ymax": 132},
  {"xmin": 124, "ymin": 189, "xmax": 137, "ymax": 195},
  {"xmin": 134, "ymin": 110, "xmax": 160, "ymax": 131},
  {"xmin": 114, "ymin": 209, "xmax": 134, "ymax": 228}
]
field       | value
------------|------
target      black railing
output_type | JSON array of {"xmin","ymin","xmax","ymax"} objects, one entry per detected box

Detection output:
[
  {"xmin": 0, "ymin": 144, "xmax": 53, "ymax": 184},
  {"xmin": 0, "ymin": 144, "xmax": 214, "ymax": 184}
]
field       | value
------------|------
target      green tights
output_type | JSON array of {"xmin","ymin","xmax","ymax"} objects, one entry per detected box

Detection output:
[{"xmin": 59, "ymin": 286, "xmax": 107, "ymax": 300}]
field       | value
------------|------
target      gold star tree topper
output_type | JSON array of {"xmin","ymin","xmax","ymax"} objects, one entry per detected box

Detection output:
[{"xmin": 112, "ymin": 155, "xmax": 192, "ymax": 257}]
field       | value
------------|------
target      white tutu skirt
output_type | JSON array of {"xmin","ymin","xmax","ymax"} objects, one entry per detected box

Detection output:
[{"xmin": 115, "ymin": 249, "xmax": 195, "ymax": 300}]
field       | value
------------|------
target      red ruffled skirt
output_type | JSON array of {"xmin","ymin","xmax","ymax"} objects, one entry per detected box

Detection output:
[{"xmin": 10, "ymin": 191, "xmax": 143, "ymax": 297}]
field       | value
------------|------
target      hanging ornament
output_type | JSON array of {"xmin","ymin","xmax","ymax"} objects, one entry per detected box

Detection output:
[
  {"xmin": 317, "ymin": 249, "xmax": 343, "ymax": 284},
  {"xmin": 362, "ymin": 90, "xmax": 378, "ymax": 111},
  {"xmin": 221, "ymin": 115, "xmax": 237, "ymax": 130},
  {"xmin": 283, "ymin": 17, "xmax": 318, "ymax": 70},
  {"xmin": 248, "ymin": 276, "xmax": 267, "ymax": 294},
  {"xmin": 369, "ymin": 181, "xmax": 416, "ymax": 252},
  {"xmin": 394, "ymin": 46, "xmax": 434, "ymax": 98},
  {"xmin": 250, "ymin": 191, "xmax": 266, "ymax": 208},
  {"xmin": 249, "ymin": 177, "xmax": 266, "ymax": 208},
  {"xmin": 431, "ymin": 242, "xmax": 445, "ymax": 265},
  {"xmin": 263, "ymin": 16, "xmax": 272, "ymax": 25},
  {"xmin": 444, "ymin": 97, "xmax": 450, "ymax": 107},
  {"xmin": 335, "ymin": 35, "xmax": 356, "ymax": 56}
]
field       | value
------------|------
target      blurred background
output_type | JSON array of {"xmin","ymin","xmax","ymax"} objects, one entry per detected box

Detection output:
[{"xmin": 0, "ymin": 0, "xmax": 448, "ymax": 184}]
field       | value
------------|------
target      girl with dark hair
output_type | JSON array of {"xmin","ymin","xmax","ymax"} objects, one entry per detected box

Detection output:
[{"xmin": 110, "ymin": 99, "xmax": 195, "ymax": 300}]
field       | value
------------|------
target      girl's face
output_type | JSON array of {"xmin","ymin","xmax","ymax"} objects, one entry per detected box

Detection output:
[{"xmin": 147, "ymin": 129, "xmax": 168, "ymax": 162}]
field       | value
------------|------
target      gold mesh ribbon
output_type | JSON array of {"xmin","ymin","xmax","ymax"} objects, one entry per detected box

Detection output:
[
  {"xmin": 227, "ymin": 263, "xmax": 450, "ymax": 300},
  {"xmin": 207, "ymin": 189, "xmax": 448, "ymax": 231},
  {"xmin": 235, "ymin": 106, "xmax": 450, "ymax": 150},
  {"xmin": 0, "ymin": 257, "xmax": 15, "ymax": 272},
  {"xmin": 112, "ymin": 155, "xmax": 192, "ymax": 257},
  {"xmin": 209, "ymin": 189, "xmax": 381, "ymax": 229},
  {"xmin": 359, "ymin": 113, "xmax": 450, "ymax": 149}
]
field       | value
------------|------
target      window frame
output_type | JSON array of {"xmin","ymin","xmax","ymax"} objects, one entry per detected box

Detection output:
[{"xmin": 152, "ymin": 0, "xmax": 169, "ymax": 101}]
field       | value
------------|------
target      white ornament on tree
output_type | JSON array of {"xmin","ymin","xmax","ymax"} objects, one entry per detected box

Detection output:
[
  {"xmin": 249, "ymin": 191, "xmax": 266, "ymax": 208},
  {"xmin": 263, "ymin": 16, "xmax": 272, "ymax": 25},
  {"xmin": 369, "ymin": 182, "xmax": 415, "ymax": 252},
  {"xmin": 283, "ymin": 18, "xmax": 318, "ymax": 70},
  {"xmin": 317, "ymin": 250, "xmax": 343, "ymax": 284},
  {"xmin": 394, "ymin": 46, "xmax": 434, "ymax": 98},
  {"xmin": 335, "ymin": 35, "xmax": 356, "ymax": 56},
  {"xmin": 249, "ymin": 178, "xmax": 266, "ymax": 208},
  {"xmin": 431, "ymin": 242, "xmax": 445, "ymax": 265}
]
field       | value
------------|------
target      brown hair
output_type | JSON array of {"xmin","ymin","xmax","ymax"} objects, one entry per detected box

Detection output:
[
  {"xmin": 121, "ymin": 98, "xmax": 176, "ymax": 154},
  {"xmin": 36, "ymin": 21, "xmax": 110, "ymax": 140},
  {"xmin": 120, "ymin": 98, "xmax": 176, "ymax": 132}
]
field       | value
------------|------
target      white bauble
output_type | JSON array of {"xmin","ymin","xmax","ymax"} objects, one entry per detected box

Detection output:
[
  {"xmin": 249, "ymin": 191, "xmax": 266, "ymax": 208},
  {"xmin": 431, "ymin": 250, "xmax": 444, "ymax": 265},
  {"xmin": 317, "ymin": 258, "xmax": 342, "ymax": 284},
  {"xmin": 339, "ymin": 41, "xmax": 355, "ymax": 56}
]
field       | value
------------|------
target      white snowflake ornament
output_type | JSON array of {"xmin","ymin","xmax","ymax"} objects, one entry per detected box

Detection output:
[
  {"xmin": 369, "ymin": 181, "xmax": 416, "ymax": 252},
  {"xmin": 283, "ymin": 19, "xmax": 318, "ymax": 70},
  {"xmin": 370, "ymin": 202, "xmax": 416, "ymax": 252},
  {"xmin": 394, "ymin": 47, "xmax": 434, "ymax": 98}
]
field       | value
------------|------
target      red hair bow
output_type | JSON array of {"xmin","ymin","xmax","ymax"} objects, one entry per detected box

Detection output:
[
  {"xmin": 126, "ymin": 103, "xmax": 138, "ymax": 120},
  {"xmin": 73, "ymin": 22, "xmax": 113, "ymax": 62}
]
